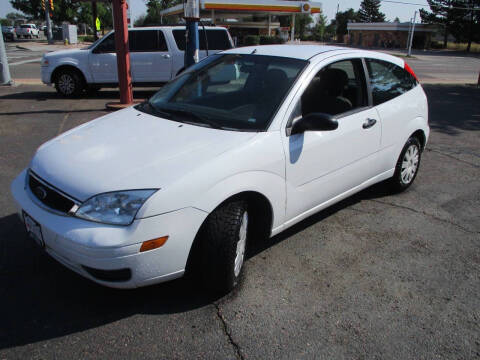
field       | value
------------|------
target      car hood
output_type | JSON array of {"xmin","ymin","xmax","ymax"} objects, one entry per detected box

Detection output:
[
  {"xmin": 30, "ymin": 106, "xmax": 257, "ymax": 201},
  {"xmin": 45, "ymin": 48, "xmax": 85, "ymax": 59}
]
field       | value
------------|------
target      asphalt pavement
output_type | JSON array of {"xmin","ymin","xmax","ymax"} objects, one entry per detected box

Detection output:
[{"xmin": 0, "ymin": 83, "xmax": 479, "ymax": 359}]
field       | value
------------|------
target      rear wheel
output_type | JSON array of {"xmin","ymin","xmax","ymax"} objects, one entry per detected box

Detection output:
[
  {"xmin": 389, "ymin": 136, "xmax": 422, "ymax": 192},
  {"xmin": 197, "ymin": 200, "xmax": 248, "ymax": 294},
  {"xmin": 55, "ymin": 69, "xmax": 84, "ymax": 97}
]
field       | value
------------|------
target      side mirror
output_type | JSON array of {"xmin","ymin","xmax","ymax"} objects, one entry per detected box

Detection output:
[{"xmin": 290, "ymin": 113, "xmax": 338, "ymax": 135}]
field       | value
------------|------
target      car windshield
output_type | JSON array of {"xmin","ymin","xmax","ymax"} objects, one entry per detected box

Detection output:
[{"xmin": 138, "ymin": 54, "xmax": 308, "ymax": 131}]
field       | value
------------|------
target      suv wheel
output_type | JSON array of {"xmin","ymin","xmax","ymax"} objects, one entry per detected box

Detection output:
[
  {"xmin": 390, "ymin": 136, "xmax": 422, "ymax": 192},
  {"xmin": 198, "ymin": 200, "xmax": 248, "ymax": 294},
  {"xmin": 55, "ymin": 70, "xmax": 84, "ymax": 97}
]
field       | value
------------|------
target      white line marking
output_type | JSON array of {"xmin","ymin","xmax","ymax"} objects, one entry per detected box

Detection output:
[{"xmin": 9, "ymin": 58, "xmax": 42, "ymax": 66}]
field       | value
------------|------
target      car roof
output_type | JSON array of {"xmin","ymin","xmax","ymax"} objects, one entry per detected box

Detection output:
[{"xmin": 222, "ymin": 45, "xmax": 352, "ymax": 60}]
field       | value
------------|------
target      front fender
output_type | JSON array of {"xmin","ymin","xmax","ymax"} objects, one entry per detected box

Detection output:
[
  {"xmin": 50, "ymin": 58, "xmax": 92, "ymax": 83},
  {"xmin": 192, "ymin": 171, "xmax": 286, "ymax": 230}
]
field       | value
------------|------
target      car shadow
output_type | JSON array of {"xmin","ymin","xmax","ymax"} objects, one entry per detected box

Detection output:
[
  {"xmin": 0, "ymin": 180, "xmax": 393, "ymax": 350},
  {"xmin": 422, "ymin": 85, "xmax": 480, "ymax": 136}
]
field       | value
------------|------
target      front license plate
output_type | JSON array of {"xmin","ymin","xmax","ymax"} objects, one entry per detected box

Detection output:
[{"xmin": 23, "ymin": 211, "xmax": 45, "ymax": 249}]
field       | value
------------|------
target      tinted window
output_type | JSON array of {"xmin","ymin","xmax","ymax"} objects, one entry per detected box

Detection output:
[
  {"xmin": 142, "ymin": 54, "xmax": 307, "ymax": 131},
  {"xmin": 173, "ymin": 29, "xmax": 232, "ymax": 50},
  {"xmin": 128, "ymin": 30, "xmax": 168, "ymax": 52},
  {"xmin": 366, "ymin": 59, "xmax": 417, "ymax": 106},
  {"xmin": 94, "ymin": 33, "xmax": 115, "ymax": 53},
  {"xmin": 301, "ymin": 59, "xmax": 368, "ymax": 117}
]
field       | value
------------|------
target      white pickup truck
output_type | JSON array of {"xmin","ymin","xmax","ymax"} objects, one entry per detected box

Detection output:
[
  {"xmin": 16, "ymin": 24, "xmax": 40, "ymax": 39},
  {"xmin": 41, "ymin": 26, "xmax": 234, "ymax": 96}
]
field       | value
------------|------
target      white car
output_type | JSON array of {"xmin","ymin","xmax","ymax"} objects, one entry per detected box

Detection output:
[
  {"xmin": 12, "ymin": 45, "xmax": 429, "ymax": 293},
  {"xmin": 40, "ymin": 26, "xmax": 234, "ymax": 96},
  {"xmin": 16, "ymin": 24, "xmax": 40, "ymax": 38}
]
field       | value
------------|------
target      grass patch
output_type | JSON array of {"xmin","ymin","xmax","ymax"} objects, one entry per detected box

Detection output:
[{"xmin": 446, "ymin": 42, "xmax": 480, "ymax": 53}]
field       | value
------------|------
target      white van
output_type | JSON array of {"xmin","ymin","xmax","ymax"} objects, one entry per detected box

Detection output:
[{"xmin": 41, "ymin": 26, "xmax": 234, "ymax": 96}]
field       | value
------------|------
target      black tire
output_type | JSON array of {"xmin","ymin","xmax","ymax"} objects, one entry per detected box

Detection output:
[
  {"xmin": 389, "ymin": 136, "xmax": 422, "ymax": 193},
  {"xmin": 197, "ymin": 200, "xmax": 248, "ymax": 294},
  {"xmin": 54, "ymin": 69, "xmax": 85, "ymax": 97}
]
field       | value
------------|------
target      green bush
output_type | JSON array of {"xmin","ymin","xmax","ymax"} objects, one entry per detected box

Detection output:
[
  {"xmin": 78, "ymin": 35, "xmax": 96, "ymax": 43},
  {"xmin": 259, "ymin": 35, "xmax": 285, "ymax": 45},
  {"xmin": 430, "ymin": 41, "xmax": 444, "ymax": 49},
  {"xmin": 244, "ymin": 35, "xmax": 260, "ymax": 46}
]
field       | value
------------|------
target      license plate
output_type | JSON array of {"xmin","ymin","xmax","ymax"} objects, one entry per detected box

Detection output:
[{"xmin": 23, "ymin": 211, "xmax": 45, "ymax": 249}]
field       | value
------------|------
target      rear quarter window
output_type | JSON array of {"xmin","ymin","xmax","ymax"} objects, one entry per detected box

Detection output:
[
  {"xmin": 366, "ymin": 58, "xmax": 417, "ymax": 106},
  {"xmin": 172, "ymin": 29, "xmax": 233, "ymax": 51}
]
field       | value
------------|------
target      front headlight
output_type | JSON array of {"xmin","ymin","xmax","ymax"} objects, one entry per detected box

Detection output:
[{"xmin": 75, "ymin": 190, "xmax": 157, "ymax": 225}]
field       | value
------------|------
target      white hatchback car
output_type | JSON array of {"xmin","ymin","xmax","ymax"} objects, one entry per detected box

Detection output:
[
  {"xmin": 12, "ymin": 45, "xmax": 429, "ymax": 293},
  {"xmin": 40, "ymin": 26, "xmax": 234, "ymax": 96}
]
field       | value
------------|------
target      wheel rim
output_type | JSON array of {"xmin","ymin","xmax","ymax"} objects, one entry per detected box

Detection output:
[
  {"xmin": 400, "ymin": 144, "xmax": 419, "ymax": 184},
  {"xmin": 234, "ymin": 211, "xmax": 248, "ymax": 277},
  {"xmin": 58, "ymin": 74, "xmax": 75, "ymax": 95}
]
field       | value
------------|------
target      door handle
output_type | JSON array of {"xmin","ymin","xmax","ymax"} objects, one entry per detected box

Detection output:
[
  {"xmin": 163, "ymin": 54, "xmax": 171, "ymax": 59},
  {"xmin": 363, "ymin": 118, "xmax": 377, "ymax": 129}
]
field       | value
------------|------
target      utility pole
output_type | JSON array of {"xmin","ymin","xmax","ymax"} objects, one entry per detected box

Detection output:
[
  {"xmin": 92, "ymin": 1, "xmax": 98, "ymax": 40},
  {"xmin": 0, "ymin": 29, "xmax": 13, "ymax": 85},
  {"xmin": 112, "ymin": 0, "xmax": 133, "ymax": 104},
  {"xmin": 407, "ymin": 11, "xmax": 417, "ymax": 57},
  {"xmin": 184, "ymin": 0, "xmax": 200, "ymax": 68},
  {"xmin": 334, "ymin": 3, "xmax": 339, "ymax": 42},
  {"xmin": 44, "ymin": 0, "xmax": 53, "ymax": 44}
]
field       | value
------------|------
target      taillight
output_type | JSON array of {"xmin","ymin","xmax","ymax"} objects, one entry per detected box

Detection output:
[{"xmin": 404, "ymin": 62, "xmax": 419, "ymax": 83}]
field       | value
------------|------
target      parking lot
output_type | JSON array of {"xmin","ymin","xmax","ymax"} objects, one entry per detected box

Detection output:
[{"xmin": 0, "ymin": 78, "xmax": 479, "ymax": 358}]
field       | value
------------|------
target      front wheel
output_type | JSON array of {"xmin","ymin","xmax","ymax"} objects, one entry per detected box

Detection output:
[
  {"xmin": 198, "ymin": 200, "xmax": 248, "ymax": 294},
  {"xmin": 389, "ymin": 136, "xmax": 422, "ymax": 192},
  {"xmin": 55, "ymin": 70, "xmax": 84, "ymax": 97}
]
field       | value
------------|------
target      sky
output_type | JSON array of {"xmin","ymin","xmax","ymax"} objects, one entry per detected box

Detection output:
[{"xmin": 1, "ymin": 0, "xmax": 428, "ymax": 23}]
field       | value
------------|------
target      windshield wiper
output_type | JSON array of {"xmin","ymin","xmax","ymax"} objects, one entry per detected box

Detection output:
[
  {"xmin": 166, "ymin": 108, "xmax": 224, "ymax": 130},
  {"xmin": 139, "ymin": 102, "xmax": 173, "ymax": 119}
]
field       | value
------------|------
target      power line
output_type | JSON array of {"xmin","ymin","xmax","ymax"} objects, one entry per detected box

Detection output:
[{"xmin": 379, "ymin": 0, "xmax": 480, "ymax": 11}]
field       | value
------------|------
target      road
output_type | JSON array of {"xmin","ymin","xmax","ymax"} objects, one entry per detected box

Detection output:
[
  {"xmin": 4, "ymin": 42, "xmax": 480, "ymax": 86},
  {"xmin": 0, "ymin": 84, "xmax": 479, "ymax": 359}
]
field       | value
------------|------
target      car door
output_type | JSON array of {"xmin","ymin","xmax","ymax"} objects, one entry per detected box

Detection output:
[
  {"xmin": 89, "ymin": 32, "xmax": 118, "ymax": 83},
  {"xmin": 282, "ymin": 57, "xmax": 382, "ymax": 221},
  {"xmin": 129, "ymin": 29, "xmax": 172, "ymax": 83},
  {"xmin": 364, "ymin": 58, "xmax": 422, "ymax": 172}
]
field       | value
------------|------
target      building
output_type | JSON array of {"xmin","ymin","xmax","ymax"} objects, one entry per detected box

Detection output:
[
  {"xmin": 347, "ymin": 22, "xmax": 437, "ymax": 49},
  {"xmin": 160, "ymin": 0, "xmax": 322, "ymax": 44}
]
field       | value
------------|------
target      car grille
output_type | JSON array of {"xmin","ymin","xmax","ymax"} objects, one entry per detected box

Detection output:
[{"xmin": 28, "ymin": 171, "xmax": 77, "ymax": 214}]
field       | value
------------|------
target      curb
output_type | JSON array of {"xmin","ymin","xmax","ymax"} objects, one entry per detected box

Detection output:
[{"xmin": 15, "ymin": 44, "xmax": 31, "ymax": 51}]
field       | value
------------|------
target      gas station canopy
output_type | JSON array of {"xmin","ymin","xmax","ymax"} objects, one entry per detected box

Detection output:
[
  {"xmin": 160, "ymin": 0, "xmax": 322, "ymax": 43},
  {"xmin": 160, "ymin": 0, "xmax": 322, "ymax": 17}
]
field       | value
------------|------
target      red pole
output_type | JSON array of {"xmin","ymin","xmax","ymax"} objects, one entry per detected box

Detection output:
[{"xmin": 112, "ymin": 0, "xmax": 133, "ymax": 104}]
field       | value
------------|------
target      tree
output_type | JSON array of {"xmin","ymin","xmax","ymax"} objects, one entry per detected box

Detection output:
[
  {"xmin": 394, "ymin": 17, "xmax": 401, "ymax": 22},
  {"xmin": 420, "ymin": 0, "xmax": 480, "ymax": 50},
  {"xmin": 312, "ymin": 13, "xmax": 327, "ymax": 41},
  {"xmin": 295, "ymin": 14, "xmax": 313, "ymax": 39},
  {"xmin": 358, "ymin": 0, "xmax": 386, "ymax": 22},
  {"xmin": 10, "ymin": 0, "xmax": 80, "ymax": 23},
  {"xmin": 335, "ymin": 8, "xmax": 358, "ymax": 41},
  {"xmin": 139, "ymin": 0, "xmax": 182, "ymax": 26}
]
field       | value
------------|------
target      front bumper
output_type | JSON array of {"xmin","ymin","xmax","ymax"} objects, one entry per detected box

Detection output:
[
  {"xmin": 41, "ymin": 66, "xmax": 53, "ymax": 85},
  {"xmin": 11, "ymin": 170, "xmax": 208, "ymax": 288}
]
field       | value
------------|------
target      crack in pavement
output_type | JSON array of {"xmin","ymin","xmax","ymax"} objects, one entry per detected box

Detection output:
[
  {"xmin": 214, "ymin": 302, "xmax": 244, "ymax": 360},
  {"xmin": 369, "ymin": 199, "xmax": 479, "ymax": 235},
  {"xmin": 426, "ymin": 148, "xmax": 480, "ymax": 169}
]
